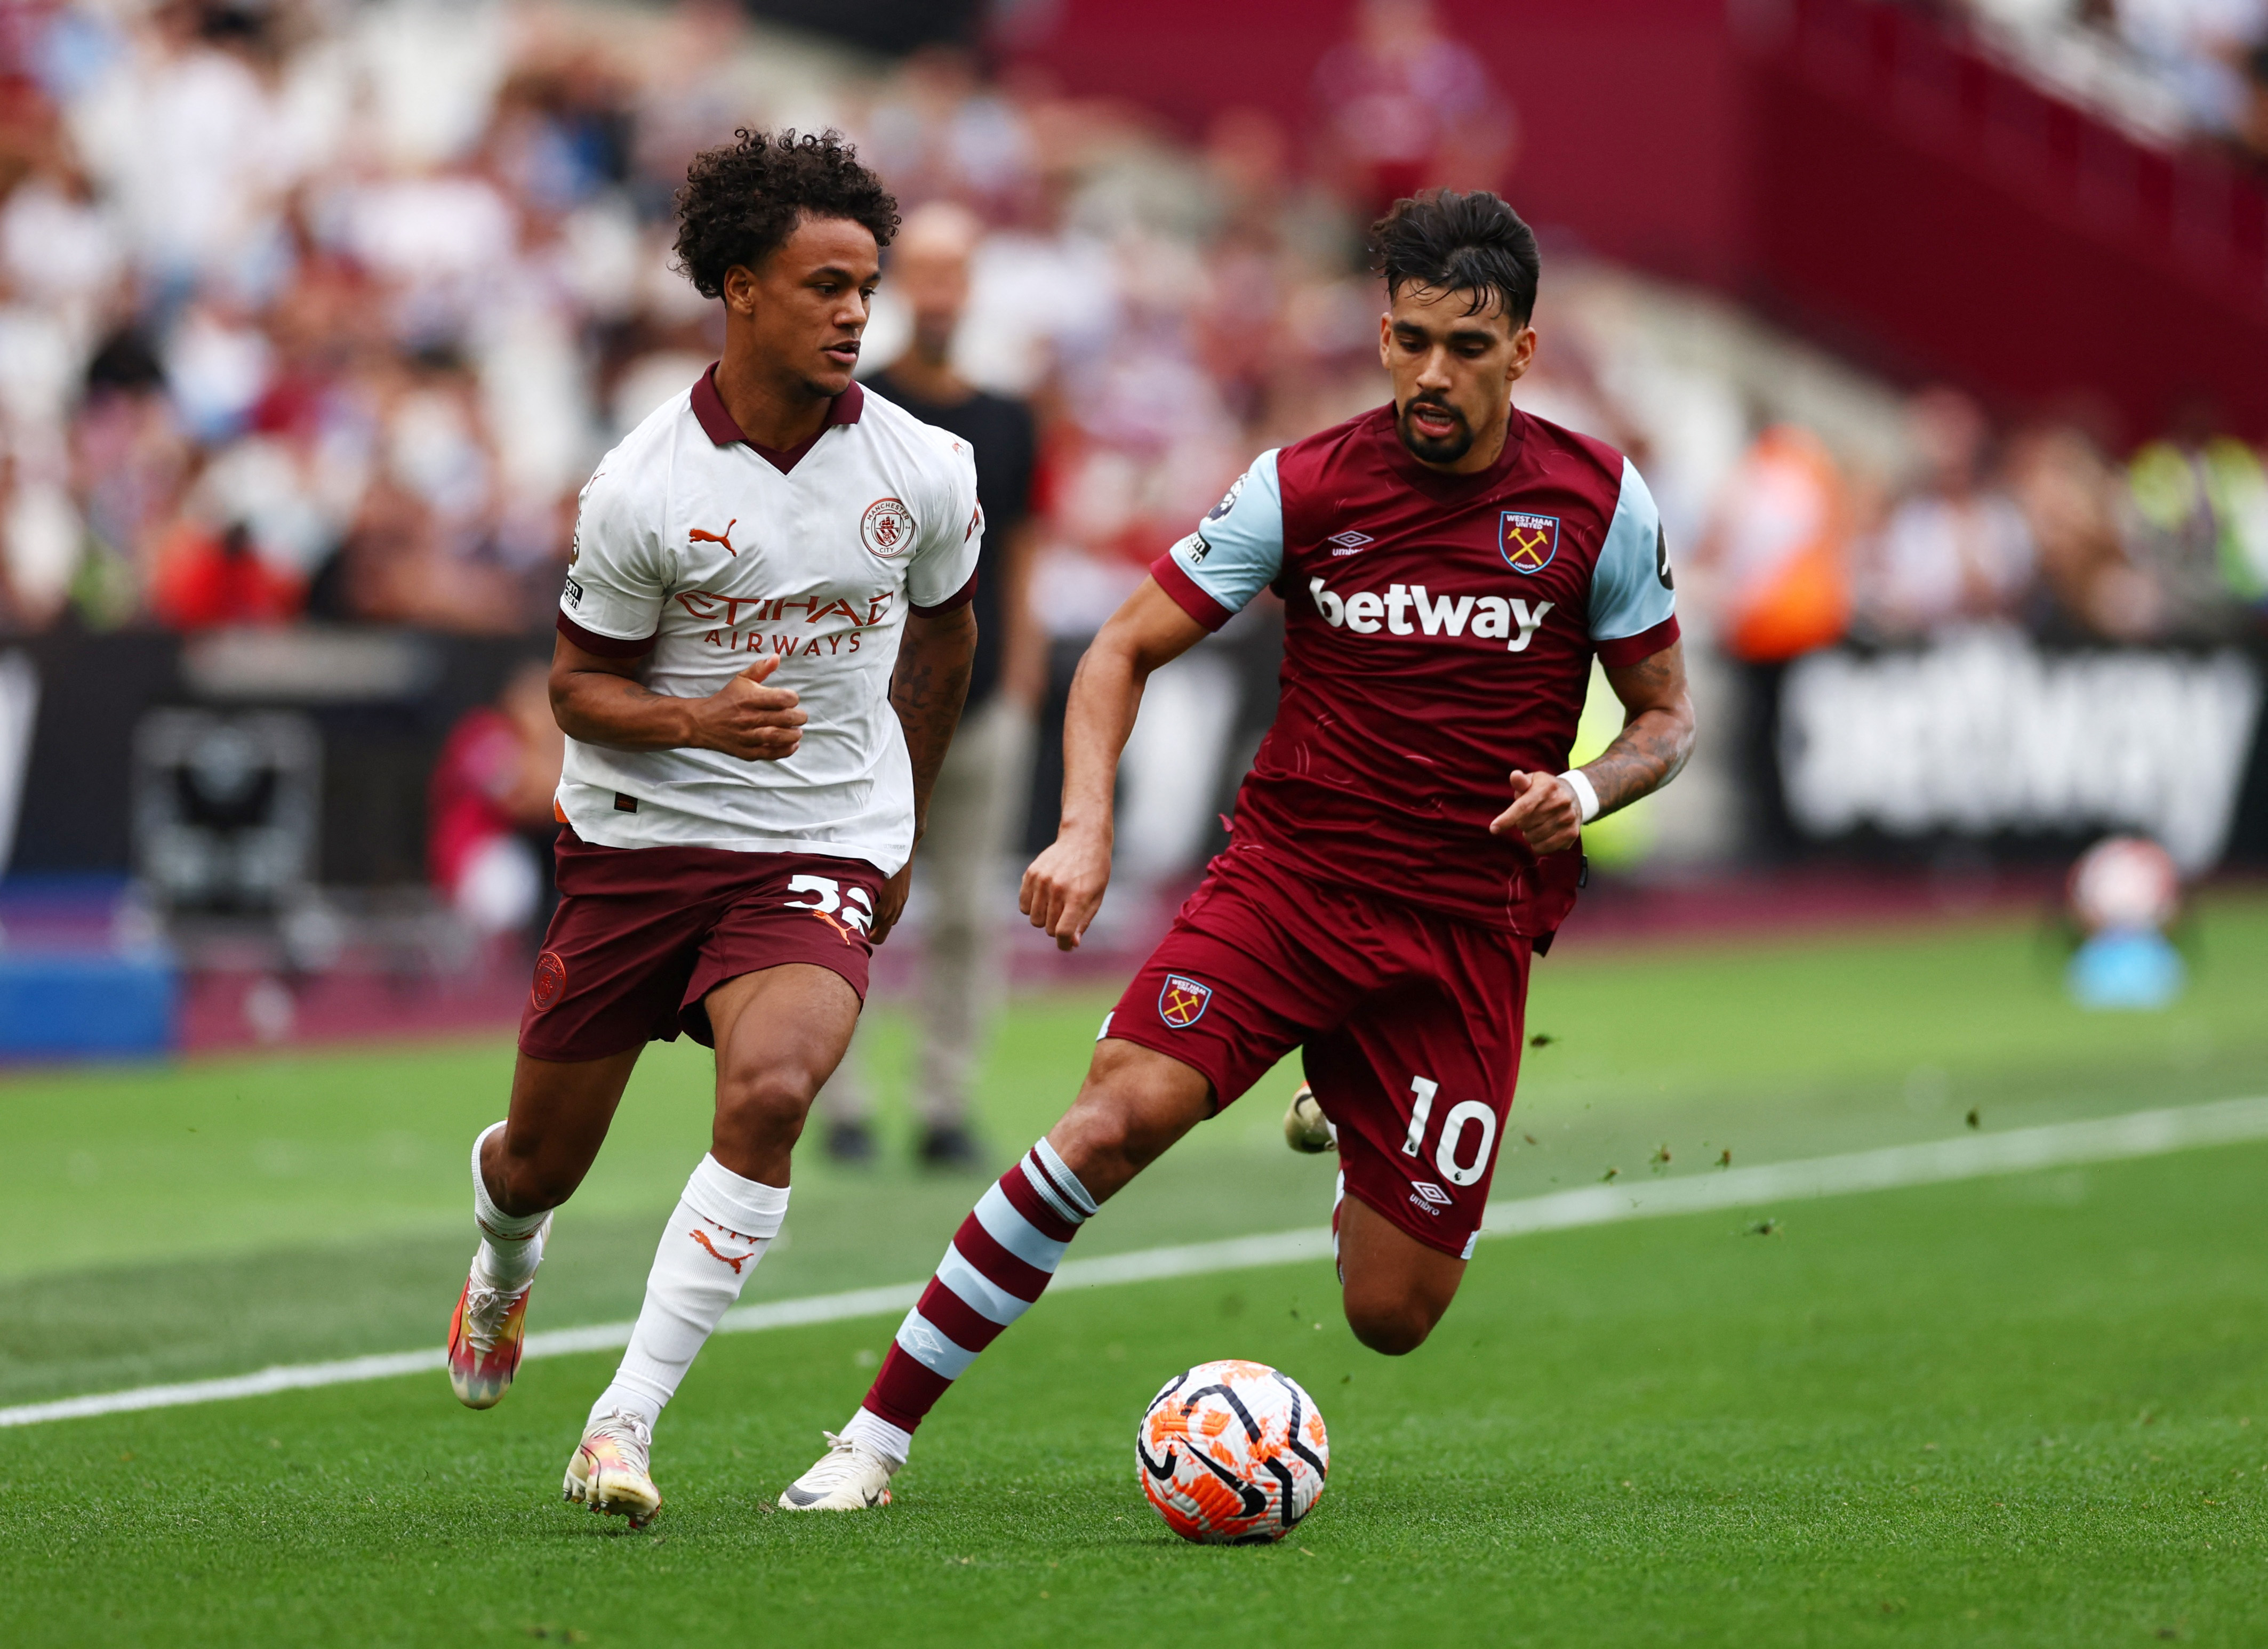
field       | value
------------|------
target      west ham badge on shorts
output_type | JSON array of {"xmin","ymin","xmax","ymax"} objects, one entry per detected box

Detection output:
[
  {"xmin": 1157, "ymin": 974, "xmax": 1213, "ymax": 1029},
  {"xmin": 1499, "ymin": 511, "xmax": 1559, "ymax": 574}
]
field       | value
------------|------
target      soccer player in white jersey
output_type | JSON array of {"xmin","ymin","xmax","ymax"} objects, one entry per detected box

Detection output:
[{"xmin": 442, "ymin": 130, "xmax": 983, "ymax": 1529}]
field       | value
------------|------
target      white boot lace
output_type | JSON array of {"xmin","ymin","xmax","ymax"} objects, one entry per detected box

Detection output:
[
  {"xmin": 589, "ymin": 1411, "xmax": 654, "ymax": 1470},
  {"xmin": 460, "ymin": 1284, "xmax": 519, "ymax": 1356}
]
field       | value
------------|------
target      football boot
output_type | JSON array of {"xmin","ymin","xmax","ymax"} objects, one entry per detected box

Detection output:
[
  {"xmin": 564, "ymin": 1410, "xmax": 662, "ymax": 1528},
  {"xmin": 1283, "ymin": 1082, "xmax": 1336, "ymax": 1154},
  {"xmin": 446, "ymin": 1222, "xmax": 548, "ymax": 1410},
  {"xmin": 779, "ymin": 1431, "xmax": 896, "ymax": 1510}
]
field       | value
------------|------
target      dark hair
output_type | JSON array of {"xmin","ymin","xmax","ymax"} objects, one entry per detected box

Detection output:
[
  {"xmin": 1371, "ymin": 189, "xmax": 1540, "ymax": 326},
  {"xmin": 673, "ymin": 128, "xmax": 900, "ymax": 300}
]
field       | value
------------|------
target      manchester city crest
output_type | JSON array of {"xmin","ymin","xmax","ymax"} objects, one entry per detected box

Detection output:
[
  {"xmin": 1499, "ymin": 511, "xmax": 1559, "ymax": 574},
  {"xmin": 1157, "ymin": 974, "xmax": 1213, "ymax": 1029}
]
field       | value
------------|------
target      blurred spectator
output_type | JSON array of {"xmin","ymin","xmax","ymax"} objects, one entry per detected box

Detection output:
[
  {"xmin": 1858, "ymin": 387, "xmax": 2037, "ymax": 637},
  {"xmin": 1311, "ymin": 0, "xmax": 1517, "ymax": 214},
  {"xmin": 2003, "ymin": 420, "xmax": 2166, "ymax": 640},
  {"xmin": 428, "ymin": 659, "xmax": 564, "ymax": 946},
  {"xmin": 820, "ymin": 203, "xmax": 1041, "ymax": 1170},
  {"xmin": 2125, "ymin": 399, "xmax": 2268, "ymax": 618},
  {"xmin": 1690, "ymin": 424, "xmax": 1855, "ymax": 662}
]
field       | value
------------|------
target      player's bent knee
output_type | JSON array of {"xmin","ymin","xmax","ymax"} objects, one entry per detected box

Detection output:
[
  {"xmin": 1053, "ymin": 1050, "xmax": 1209, "ymax": 1194},
  {"xmin": 716, "ymin": 1065, "xmax": 821, "ymax": 1140},
  {"xmin": 1343, "ymin": 1299, "xmax": 1437, "ymax": 1357}
]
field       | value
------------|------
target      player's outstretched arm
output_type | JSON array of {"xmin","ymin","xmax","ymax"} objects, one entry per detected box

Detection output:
[
  {"xmin": 548, "ymin": 632, "xmax": 807, "ymax": 760},
  {"xmin": 1491, "ymin": 639, "xmax": 1696, "ymax": 855},
  {"xmin": 1022, "ymin": 579, "xmax": 1209, "ymax": 951},
  {"xmin": 874, "ymin": 602, "xmax": 979, "ymax": 942}
]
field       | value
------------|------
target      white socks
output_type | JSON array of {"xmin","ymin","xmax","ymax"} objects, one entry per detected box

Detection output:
[
  {"xmin": 588, "ymin": 1154, "xmax": 790, "ymax": 1430},
  {"xmin": 471, "ymin": 1121, "xmax": 548, "ymax": 1291},
  {"xmin": 840, "ymin": 1407, "xmax": 913, "ymax": 1468}
]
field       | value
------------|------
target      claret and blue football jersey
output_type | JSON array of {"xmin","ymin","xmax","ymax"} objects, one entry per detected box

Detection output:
[{"xmin": 1150, "ymin": 403, "xmax": 1679, "ymax": 939}]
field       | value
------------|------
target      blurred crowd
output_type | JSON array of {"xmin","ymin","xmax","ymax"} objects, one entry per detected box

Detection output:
[
  {"xmin": 0, "ymin": 0, "xmax": 2263, "ymax": 669},
  {"xmin": 1921, "ymin": 0, "xmax": 2268, "ymax": 165}
]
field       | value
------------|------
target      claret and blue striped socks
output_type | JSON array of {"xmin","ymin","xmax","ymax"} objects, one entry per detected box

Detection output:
[{"xmin": 840, "ymin": 1139, "xmax": 1097, "ymax": 1465}]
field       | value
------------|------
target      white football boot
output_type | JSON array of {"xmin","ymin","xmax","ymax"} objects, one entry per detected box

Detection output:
[
  {"xmin": 563, "ymin": 1410, "xmax": 662, "ymax": 1528},
  {"xmin": 1283, "ymin": 1082, "xmax": 1336, "ymax": 1154},
  {"xmin": 779, "ymin": 1431, "xmax": 896, "ymax": 1510}
]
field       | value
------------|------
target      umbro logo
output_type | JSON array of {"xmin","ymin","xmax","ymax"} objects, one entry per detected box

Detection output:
[
  {"xmin": 1411, "ymin": 1181, "xmax": 1453, "ymax": 1206},
  {"xmin": 1327, "ymin": 530, "xmax": 1374, "ymax": 556}
]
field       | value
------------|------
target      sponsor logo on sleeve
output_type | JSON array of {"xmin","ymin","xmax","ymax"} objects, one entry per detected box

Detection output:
[
  {"xmin": 1157, "ymin": 974, "xmax": 1213, "ymax": 1028},
  {"xmin": 861, "ymin": 497, "xmax": 916, "ymax": 560},
  {"xmin": 1500, "ymin": 511, "xmax": 1560, "ymax": 574},
  {"xmin": 1655, "ymin": 523, "xmax": 1674, "ymax": 590},
  {"xmin": 563, "ymin": 576, "xmax": 583, "ymax": 607},
  {"xmin": 1204, "ymin": 474, "xmax": 1247, "ymax": 523}
]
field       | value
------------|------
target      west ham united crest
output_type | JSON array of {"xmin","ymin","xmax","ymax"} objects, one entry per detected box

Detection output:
[
  {"xmin": 1500, "ymin": 511, "xmax": 1560, "ymax": 574},
  {"xmin": 1157, "ymin": 974, "xmax": 1213, "ymax": 1029}
]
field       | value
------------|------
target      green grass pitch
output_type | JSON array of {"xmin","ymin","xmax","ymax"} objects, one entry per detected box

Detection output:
[{"xmin": 5, "ymin": 896, "xmax": 2268, "ymax": 1645}]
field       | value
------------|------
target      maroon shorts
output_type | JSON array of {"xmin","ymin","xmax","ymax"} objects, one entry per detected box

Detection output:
[
  {"xmin": 1106, "ymin": 846, "xmax": 1530, "ymax": 1258},
  {"xmin": 518, "ymin": 826, "xmax": 887, "ymax": 1063}
]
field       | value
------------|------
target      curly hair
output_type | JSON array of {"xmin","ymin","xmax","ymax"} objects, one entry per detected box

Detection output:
[
  {"xmin": 1371, "ymin": 189, "xmax": 1539, "ymax": 325},
  {"xmin": 672, "ymin": 128, "xmax": 900, "ymax": 299}
]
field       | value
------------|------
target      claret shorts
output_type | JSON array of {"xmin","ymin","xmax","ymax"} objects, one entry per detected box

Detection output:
[
  {"xmin": 1104, "ymin": 845, "xmax": 1532, "ymax": 1259},
  {"xmin": 518, "ymin": 826, "xmax": 887, "ymax": 1063}
]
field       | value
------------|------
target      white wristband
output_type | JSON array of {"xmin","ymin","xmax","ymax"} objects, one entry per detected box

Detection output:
[{"xmin": 1559, "ymin": 768, "xmax": 1601, "ymax": 824}]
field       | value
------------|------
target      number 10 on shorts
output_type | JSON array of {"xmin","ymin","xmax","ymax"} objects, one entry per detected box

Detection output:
[{"xmin": 1399, "ymin": 1075, "xmax": 1498, "ymax": 1189}]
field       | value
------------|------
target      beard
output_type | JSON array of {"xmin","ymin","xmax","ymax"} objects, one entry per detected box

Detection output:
[{"xmin": 1395, "ymin": 395, "xmax": 1475, "ymax": 465}]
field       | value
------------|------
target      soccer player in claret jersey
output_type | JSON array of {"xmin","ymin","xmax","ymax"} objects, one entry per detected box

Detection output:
[
  {"xmin": 782, "ymin": 189, "xmax": 1697, "ymax": 1510},
  {"xmin": 442, "ymin": 130, "xmax": 985, "ymax": 1527}
]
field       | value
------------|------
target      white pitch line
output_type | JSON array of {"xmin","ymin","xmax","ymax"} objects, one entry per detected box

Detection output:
[{"xmin": 6, "ymin": 1095, "xmax": 2265, "ymax": 1431}]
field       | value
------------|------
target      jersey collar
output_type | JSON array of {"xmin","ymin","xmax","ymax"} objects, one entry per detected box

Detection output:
[{"xmin": 691, "ymin": 363, "xmax": 864, "ymax": 474}]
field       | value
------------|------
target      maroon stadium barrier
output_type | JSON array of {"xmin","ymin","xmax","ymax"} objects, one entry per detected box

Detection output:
[{"xmin": 1005, "ymin": 0, "xmax": 2268, "ymax": 443}]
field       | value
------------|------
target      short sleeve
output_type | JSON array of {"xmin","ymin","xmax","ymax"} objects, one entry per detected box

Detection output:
[
  {"xmin": 908, "ymin": 440, "xmax": 983, "ymax": 614},
  {"xmin": 1589, "ymin": 457, "xmax": 1680, "ymax": 666},
  {"xmin": 557, "ymin": 465, "xmax": 666, "ymax": 656},
  {"xmin": 1150, "ymin": 450, "xmax": 1285, "ymax": 632}
]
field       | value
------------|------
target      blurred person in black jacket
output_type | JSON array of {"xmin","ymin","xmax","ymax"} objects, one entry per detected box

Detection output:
[{"xmin": 821, "ymin": 201, "xmax": 1040, "ymax": 1169}]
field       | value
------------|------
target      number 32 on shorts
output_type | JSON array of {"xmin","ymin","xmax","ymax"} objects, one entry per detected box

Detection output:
[
  {"xmin": 783, "ymin": 874, "xmax": 874, "ymax": 935},
  {"xmin": 1400, "ymin": 1076, "xmax": 1497, "ymax": 1188}
]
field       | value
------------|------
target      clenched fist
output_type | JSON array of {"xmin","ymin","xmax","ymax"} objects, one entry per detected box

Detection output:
[
  {"xmin": 1489, "ymin": 769, "xmax": 1582, "ymax": 854},
  {"xmin": 690, "ymin": 655, "xmax": 806, "ymax": 761}
]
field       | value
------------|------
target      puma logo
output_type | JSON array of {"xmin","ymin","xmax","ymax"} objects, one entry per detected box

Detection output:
[
  {"xmin": 690, "ymin": 519, "xmax": 738, "ymax": 557},
  {"xmin": 689, "ymin": 1229, "xmax": 755, "ymax": 1272},
  {"xmin": 810, "ymin": 909, "xmax": 863, "ymax": 947}
]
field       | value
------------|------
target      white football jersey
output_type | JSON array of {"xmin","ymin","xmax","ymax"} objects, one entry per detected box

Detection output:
[{"xmin": 555, "ymin": 369, "xmax": 982, "ymax": 874}]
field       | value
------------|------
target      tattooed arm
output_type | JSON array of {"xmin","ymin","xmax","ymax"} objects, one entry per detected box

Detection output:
[
  {"xmin": 872, "ymin": 602, "xmax": 979, "ymax": 940},
  {"xmin": 548, "ymin": 631, "xmax": 807, "ymax": 759},
  {"xmin": 1490, "ymin": 640, "xmax": 1697, "ymax": 856}
]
